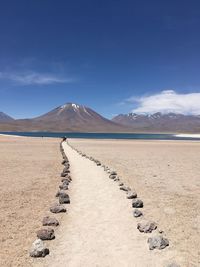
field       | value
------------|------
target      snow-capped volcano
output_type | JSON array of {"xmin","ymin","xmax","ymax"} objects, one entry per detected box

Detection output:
[
  {"xmin": 1, "ymin": 104, "xmax": 200, "ymax": 133},
  {"xmin": 34, "ymin": 103, "xmax": 99, "ymax": 121},
  {"xmin": 30, "ymin": 102, "xmax": 124, "ymax": 132}
]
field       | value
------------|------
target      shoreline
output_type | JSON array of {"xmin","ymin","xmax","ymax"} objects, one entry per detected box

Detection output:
[
  {"xmin": 174, "ymin": 133, "xmax": 200, "ymax": 138},
  {"xmin": 1, "ymin": 132, "xmax": 200, "ymax": 141}
]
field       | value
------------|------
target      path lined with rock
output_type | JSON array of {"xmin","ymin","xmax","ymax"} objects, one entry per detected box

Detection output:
[
  {"xmin": 30, "ymin": 141, "xmax": 70, "ymax": 258},
  {"xmin": 37, "ymin": 141, "xmax": 176, "ymax": 267}
]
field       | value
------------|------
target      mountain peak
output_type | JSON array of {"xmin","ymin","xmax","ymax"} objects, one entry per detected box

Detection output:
[
  {"xmin": 30, "ymin": 101, "xmax": 125, "ymax": 132},
  {"xmin": 0, "ymin": 112, "xmax": 14, "ymax": 122},
  {"xmin": 60, "ymin": 103, "xmax": 81, "ymax": 109},
  {"xmin": 58, "ymin": 103, "xmax": 91, "ymax": 116}
]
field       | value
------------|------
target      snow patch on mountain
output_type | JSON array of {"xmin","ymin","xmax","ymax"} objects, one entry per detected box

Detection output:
[{"xmin": 72, "ymin": 103, "xmax": 80, "ymax": 110}]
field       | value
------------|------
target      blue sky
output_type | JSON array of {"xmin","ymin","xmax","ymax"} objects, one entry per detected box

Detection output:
[{"xmin": 0, "ymin": 0, "xmax": 200, "ymax": 118}]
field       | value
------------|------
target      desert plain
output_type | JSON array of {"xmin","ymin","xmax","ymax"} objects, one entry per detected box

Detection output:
[
  {"xmin": 0, "ymin": 135, "xmax": 62, "ymax": 267},
  {"xmin": 69, "ymin": 138, "xmax": 200, "ymax": 266},
  {"xmin": 0, "ymin": 135, "xmax": 199, "ymax": 267}
]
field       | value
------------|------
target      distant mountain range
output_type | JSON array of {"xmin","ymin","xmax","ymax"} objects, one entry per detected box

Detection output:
[
  {"xmin": 112, "ymin": 112, "xmax": 200, "ymax": 133},
  {"xmin": 0, "ymin": 103, "xmax": 128, "ymax": 132},
  {"xmin": 0, "ymin": 104, "xmax": 200, "ymax": 133}
]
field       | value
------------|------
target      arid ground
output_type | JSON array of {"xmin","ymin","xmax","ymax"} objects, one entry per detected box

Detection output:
[
  {"xmin": 69, "ymin": 139, "xmax": 200, "ymax": 267},
  {"xmin": 0, "ymin": 136, "xmax": 199, "ymax": 267},
  {"xmin": 0, "ymin": 136, "xmax": 62, "ymax": 267}
]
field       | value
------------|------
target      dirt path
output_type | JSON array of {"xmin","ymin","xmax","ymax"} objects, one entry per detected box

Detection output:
[{"xmin": 40, "ymin": 142, "xmax": 176, "ymax": 267}]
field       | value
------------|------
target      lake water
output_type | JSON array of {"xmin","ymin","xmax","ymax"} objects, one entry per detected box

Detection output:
[{"xmin": 1, "ymin": 132, "xmax": 200, "ymax": 140}]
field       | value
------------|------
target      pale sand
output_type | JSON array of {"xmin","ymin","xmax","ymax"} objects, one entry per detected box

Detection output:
[
  {"xmin": 35, "ymin": 142, "xmax": 175, "ymax": 267},
  {"xmin": 65, "ymin": 139, "xmax": 200, "ymax": 267},
  {"xmin": 0, "ymin": 135, "xmax": 62, "ymax": 267},
  {"xmin": 1, "ymin": 136, "xmax": 199, "ymax": 267}
]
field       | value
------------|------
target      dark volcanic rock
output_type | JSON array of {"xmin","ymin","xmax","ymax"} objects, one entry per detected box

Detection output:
[
  {"xmin": 109, "ymin": 174, "xmax": 117, "ymax": 179},
  {"xmin": 42, "ymin": 216, "xmax": 59, "ymax": 226},
  {"xmin": 61, "ymin": 172, "xmax": 68, "ymax": 177},
  {"xmin": 63, "ymin": 164, "xmax": 70, "ymax": 169},
  {"xmin": 132, "ymin": 199, "xmax": 143, "ymax": 208},
  {"xmin": 59, "ymin": 193, "xmax": 70, "ymax": 204},
  {"xmin": 148, "ymin": 235, "xmax": 169, "ymax": 250},
  {"xmin": 56, "ymin": 190, "xmax": 68, "ymax": 197},
  {"xmin": 133, "ymin": 209, "xmax": 143, "ymax": 217},
  {"xmin": 62, "ymin": 159, "xmax": 69, "ymax": 165},
  {"xmin": 62, "ymin": 155, "xmax": 67, "ymax": 160},
  {"xmin": 126, "ymin": 191, "xmax": 137, "ymax": 199},
  {"xmin": 63, "ymin": 180, "xmax": 70, "ymax": 186},
  {"xmin": 61, "ymin": 177, "xmax": 71, "ymax": 183},
  {"xmin": 37, "ymin": 228, "xmax": 55, "ymax": 240},
  {"xmin": 62, "ymin": 170, "xmax": 70, "ymax": 175},
  {"xmin": 30, "ymin": 239, "xmax": 49, "ymax": 257},
  {"xmin": 50, "ymin": 203, "xmax": 67, "ymax": 213},
  {"xmin": 120, "ymin": 185, "xmax": 131, "ymax": 192},
  {"xmin": 59, "ymin": 183, "xmax": 69, "ymax": 190},
  {"xmin": 63, "ymin": 166, "xmax": 70, "ymax": 172},
  {"xmin": 137, "ymin": 221, "xmax": 157, "ymax": 233}
]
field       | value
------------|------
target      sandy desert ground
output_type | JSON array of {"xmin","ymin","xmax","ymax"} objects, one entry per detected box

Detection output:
[
  {"xmin": 0, "ymin": 136, "xmax": 199, "ymax": 267},
  {"xmin": 0, "ymin": 136, "xmax": 62, "ymax": 267},
  {"xmin": 34, "ymin": 141, "xmax": 176, "ymax": 267},
  {"xmin": 69, "ymin": 139, "xmax": 200, "ymax": 267}
]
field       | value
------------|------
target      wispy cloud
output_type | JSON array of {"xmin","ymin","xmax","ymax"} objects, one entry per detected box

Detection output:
[
  {"xmin": 126, "ymin": 90, "xmax": 200, "ymax": 115},
  {"xmin": 0, "ymin": 71, "xmax": 73, "ymax": 85}
]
